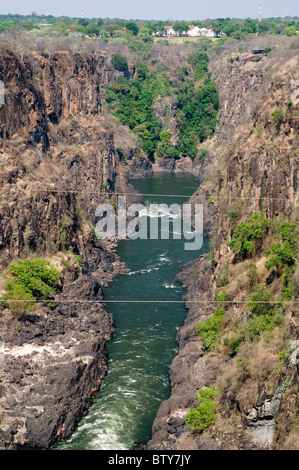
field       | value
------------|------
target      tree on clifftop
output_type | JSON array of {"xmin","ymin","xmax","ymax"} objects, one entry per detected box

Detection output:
[
  {"xmin": 126, "ymin": 21, "xmax": 139, "ymax": 36},
  {"xmin": 173, "ymin": 21, "xmax": 190, "ymax": 36},
  {"xmin": 112, "ymin": 53, "xmax": 129, "ymax": 73}
]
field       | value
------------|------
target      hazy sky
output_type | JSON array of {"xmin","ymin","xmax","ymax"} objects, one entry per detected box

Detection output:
[{"xmin": 0, "ymin": 0, "xmax": 298, "ymax": 21}]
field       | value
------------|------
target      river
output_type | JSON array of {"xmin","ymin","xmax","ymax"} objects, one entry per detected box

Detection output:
[{"xmin": 53, "ymin": 172, "xmax": 209, "ymax": 450}]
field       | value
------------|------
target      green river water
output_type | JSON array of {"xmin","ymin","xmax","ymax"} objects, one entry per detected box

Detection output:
[{"xmin": 53, "ymin": 173, "xmax": 209, "ymax": 450}]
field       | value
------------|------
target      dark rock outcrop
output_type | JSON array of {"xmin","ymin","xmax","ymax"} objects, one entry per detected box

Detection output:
[{"xmin": 0, "ymin": 49, "xmax": 134, "ymax": 449}]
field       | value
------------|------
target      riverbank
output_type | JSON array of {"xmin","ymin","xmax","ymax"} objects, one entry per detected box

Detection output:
[
  {"xmin": 0, "ymin": 164, "xmax": 207, "ymax": 450},
  {"xmin": 0, "ymin": 240, "xmax": 129, "ymax": 448},
  {"xmin": 52, "ymin": 172, "xmax": 206, "ymax": 450},
  {"xmin": 147, "ymin": 255, "xmax": 217, "ymax": 450},
  {"xmin": 127, "ymin": 155, "xmax": 201, "ymax": 180}
]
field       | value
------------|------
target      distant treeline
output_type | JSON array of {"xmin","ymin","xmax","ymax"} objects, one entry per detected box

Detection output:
[{"xmin": 1, "ymin": 14, "xmax": 299, "ymax": 39}]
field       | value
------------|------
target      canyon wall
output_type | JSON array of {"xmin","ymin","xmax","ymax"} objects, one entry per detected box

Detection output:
[
  {"xmin": 0, "ymin": 49, "xmax": 140, "ymax": 448},
  {"xmin": 148, "ymin": 45, "xmax": 299, "ymax": 450},
  {"xmin": 0, "ymin": 39, "xmax": 298, "ymax": 451}
]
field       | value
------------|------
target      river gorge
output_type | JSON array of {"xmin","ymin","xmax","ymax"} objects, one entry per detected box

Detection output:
[
  {"xmin": 53, "ymin": 173, "xmax": 208, "ymax": 450},
  {"xmin": 0, "ymin": 33, "xmax": 298, "ymax": 451}
]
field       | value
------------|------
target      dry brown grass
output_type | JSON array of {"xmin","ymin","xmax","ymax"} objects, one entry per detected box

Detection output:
[
  {"xmin": 274, "ymin": 385, "xmax": 299, "ymax": 449},
  {"xmin": 280, "ymin": 429, "xmax": 299, "ymax": 450},
  {"xmin": 218, "ymin": 337, "xmax": 284, "ymax": 413}
]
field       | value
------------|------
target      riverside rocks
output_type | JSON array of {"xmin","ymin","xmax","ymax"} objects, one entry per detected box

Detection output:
[
  {"xmin": 147, "ymin": 255, "xmax": 221, "ymax": 450},
  {"xmin": 0, "ymin": 243, "xmax": 128, "ymax": 449},
  {"xmin": 0, "ymin": 50, "xmax": 134, "ymax": 449},
  {"xmin": 148, "ymin": 45, "xmax": 299, "ymax": 451},
  {"xmin": 1, "ymin": 40, "xmax": 298, "ymax": 452}
]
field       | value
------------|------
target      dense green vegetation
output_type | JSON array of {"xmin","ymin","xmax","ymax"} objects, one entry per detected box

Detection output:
[
  {"xmin": 266, "ymin": 222, "xmax": 298, "ymax": 272},
  {"xmin": 112, "ymin": 53, "xmax": 129, "ymax": 73},
  {"xmin": 197, "ymin": 306, "xmax": 225, "ymax": 351},
  {"xmin": 230, "ymin": 215, "xmax": 298, "ymax": 293},
  {"xmin": 229, "ymin": 212, "xmax": 270, "ymax": 256},
  {"xmin": 106, "ymin": 68, "xmax": 164, "ymax": 157},
  {"xmin": 1, "ymin": 258, "xmax": 60, "ymax": 319},
  {"xmin": 241, "ymin": 286, "xmax": 283, "ymax": 341},
  {"xmin": 266, "ymin": 221, "xmax": 298, "ymax": 301},
  {"xmin": 185, "ymin": 386, "xmax": 218, "ymax": 432},
  {"xmin": 197, "ymin": 291, "xmax": 229, "ymax": 352},
  {"xmin": 106, "ymin": 49, "xmax": 218, "ymax": 159},
  {"xmin": 178, "ymin": 73, "xmax": 218, "ymax": 153},
  {"xmin": 0, "ymin": 14, "xmax": 299, "ymax": 39},
  {"xmin": 205, "ymin": 216, "xmax": 299, "ymax": 353}
]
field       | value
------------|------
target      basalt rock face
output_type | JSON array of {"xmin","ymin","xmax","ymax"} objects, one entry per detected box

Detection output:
[
  {"xmin": 210, "ymin": 49, "xmax": 299, "ymax": 261},
  {"xmin": 148, "ymin": 46, "xmax": 299, "ymax": 450},
  {"xmin": 0, "ymin": 51, "xmax": 124, "ymax": 144},
  {"xmin": 1, "ymin": 42, "xmax": 298, "ymax": 451},
  {"xmin": 0, "ymin": 253, "xmax": 124, "ymax": 449},
  {"xmin": 0, "ymin": 50, "xmax": 137, "ymax": 449},
  {"xmin": 0, "ymin": 50, "xmax": 140, "ymax": 266}
]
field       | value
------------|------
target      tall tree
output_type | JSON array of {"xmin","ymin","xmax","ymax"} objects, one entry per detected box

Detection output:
[
  {"xmin": 126, "ymin": 21, "xmax": 139, "ymax": 36},
  {"xmin": 173, "ymin": 21, "xmax": 190, "ymax": 36}
]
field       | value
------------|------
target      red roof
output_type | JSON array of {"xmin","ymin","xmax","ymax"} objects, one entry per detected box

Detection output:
[
  {"xmin": 165, "ymin": 26, "xmax": 173, "ymax": 29},
  {"xmin": 189, "ymin": 25, "xmax": 196, "ymax": 30}
]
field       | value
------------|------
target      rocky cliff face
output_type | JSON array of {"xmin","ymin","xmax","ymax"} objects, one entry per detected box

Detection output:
[
  {"xmin": 0, "ymin": 40, "xmax": 298, "ymax": 451},
  {"xmin": 0, "ymin": 50, "xmax": 140, "ymax": 265},
  {"xmin": 211, "ymin": 48, "xmax": 299, "ymax": 258},
  {"xmin": 148, "ymin": 44, "xmax": 299, "ymax": 450},
  {"xmin": 0, "ymin": 49, "xmax": 140, "ymax": 448}
]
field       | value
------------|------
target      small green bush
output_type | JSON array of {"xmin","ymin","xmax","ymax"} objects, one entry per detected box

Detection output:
[
  {"xmin": 8, "ymin": 258, "xmax": 59, "ymax": 299},
  {"xmin": 199, "ymin": 148, "xmax": 208, "ymax": 161},
  {"xmin": 112, "ymin": 53, "xmax": 129, "ymax": 73},
  {"xmin": 227, "ymin": 285, "xmax": 283, "ymax": 346},
  {"xmin": 110, "ymin": 198, "xmax": 117, "ymax": 209},
  {"xmin": 264, "ymin": 46, "xmax": 273, "ymax": 55},
  {"xmin": 229, "ymin": 338, "xmax": 242, "ymax": 356},
  {"xmin": 247, "ymin": 285, "xmax": 275, "ymax": 316},
  {"xmin": 271, "ymin": 109, "xmax": 284, "ymax": 128},
  {"xmin": 197, "ymin": 307, "xmax": 225, "ymax": 351},
  {"xmin": 73, "ymin": 254, "xmax": 83, "ymax": 267},
  {"xmin": 266, "ymin": 242, "xmax": 296, "ymax": 271},
  {"xmin": 240, "ymin": 312, "xmax": 283, "ymax": 342},
  {"xmin": 266, "ymin": 221, "xmax": 298, "ymax": 273},
  {"xmin": 1, "ymin": 258, "xmax": 60, "ymax": 319},
  {"xmin": 197, "ymin": 291, "xmax": 229, "ymax": 351},
  {"xmin": 276, "ymin": 221, "xmax": 298, "ymax": 244},
  {"xmin": 1, "ymin": 281, "xmax": 35, "ymax": 319},
  {"xmin": 229, "ymin": 212, "xmax": 270, "ymax": 256},
  {"xmin": 185, "ymin": 386, "xmax": 218, "ymax": 433},
  {"xmin": 216, "ymin": 261, "xmax": 229, "ymax": 287},
  {"xmin": 246, "ymin": 263, "xmax": 259, "ymax": 290},
  {"xmin": 239, "ymin": 286, "xmax": 282, "ymax": 342}
]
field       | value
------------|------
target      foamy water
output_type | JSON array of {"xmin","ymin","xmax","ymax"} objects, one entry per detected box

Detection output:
[{"xmin": 53, "ymin": 173, "xmax": 208, "ymax": 451}]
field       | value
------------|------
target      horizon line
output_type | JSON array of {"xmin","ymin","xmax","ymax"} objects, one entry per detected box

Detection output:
[{"xmin": 1, "ymin": 13, "xmax": 299, "ymax": 21}]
